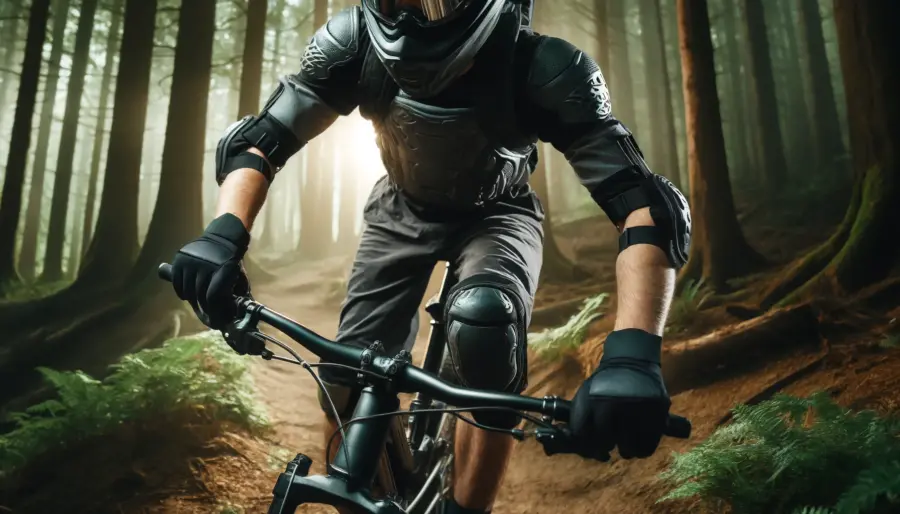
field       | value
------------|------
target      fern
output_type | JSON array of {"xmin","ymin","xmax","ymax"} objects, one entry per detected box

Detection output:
[
  {"xmin": 666, "ymin": 278, "xmax": 711, "ymax": 333},
  {"xmin": 528, "ymin": 293, "xmax": 608, "ymax": 359},
  {"xmin": 659, "ymin": 392, "xmax": 900, "ymax": 514},
  {"xmin": 0, "ymin": 331, "xmax": 268, "ymax": 479}
]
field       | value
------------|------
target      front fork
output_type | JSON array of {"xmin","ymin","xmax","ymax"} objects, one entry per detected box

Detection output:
[{"xmin": 268, "ymin": 387, "xmax": 402, "ymax": 514}]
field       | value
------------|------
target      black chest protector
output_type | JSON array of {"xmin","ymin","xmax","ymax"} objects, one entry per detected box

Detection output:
[{"xmin": 357, "ymin": 6, "xmax": 537, "ymax": 211}]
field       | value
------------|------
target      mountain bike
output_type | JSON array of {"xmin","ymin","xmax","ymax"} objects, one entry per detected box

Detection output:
[{"xmin": 157, "ymin": 262, "xmax": 691, "ymax": 514}]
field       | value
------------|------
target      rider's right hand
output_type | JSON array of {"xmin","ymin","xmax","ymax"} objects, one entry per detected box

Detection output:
[{"xmin": 171, "ymin": 213, "xmax": 251, "ymax": 329}]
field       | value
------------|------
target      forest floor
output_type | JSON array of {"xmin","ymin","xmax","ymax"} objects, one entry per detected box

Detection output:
[{"xmin": 6, "ymin": 184, "xmax": 900, "ymax": 514}]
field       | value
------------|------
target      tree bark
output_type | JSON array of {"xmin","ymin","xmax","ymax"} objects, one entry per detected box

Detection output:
[
  {"xmin": 640, "ymin": 0, "xmax": 681, "ymax": 189},
  {"xmin": 0, "ymin": 0, "xmax": 24, "ymax": 136},
  {"xmin": 0, "ymin": 0, "xmax": 51, "ymax": 288},
  {"xmin": 81, "ymin": 0, "xmax": 123, "ymax": 259},
  {"xmin": 764, "ymin": 0, "xmax": 900, "ymax": 307},
  {"xmin": 798, "ymin": 0, "xmax": 846, "ymax": 175},
  {"xmin": 606, "ymin": 0, "xmax": 638, "ymax": 134},
  {"xmin": 677, "ymin": 0, "xmax": 764, "ymax": 290},
  {"xmin": 237, "ymin": 0, "xmax": 267, "ymax": 118},
  {"xmin": 17, "ymin": 0, "xmax": 72, "ymax": 281},
  {"xmin": 40, "ymin": 0, "xmax": 99, "ymax": 282},
  {"xmin": 130, "ymin": 0, "xmax": 216, "ymax": 279},
  {"xmin": 77, "ymin": 0, "xmax": 158, "ymax": 286},
  {"xmin": 721, "ymin": 0, "xmax": 750, "ymax": 181},
  {"xmin": 741, "ymin": 0, "xmax": 788, "ymax": 191},
  {"xmin": 775, "ymin": 0, "xmax": 813, "ymax": 176}
]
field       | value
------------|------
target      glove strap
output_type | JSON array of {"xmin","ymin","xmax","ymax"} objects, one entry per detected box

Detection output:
[
  {"xmin": 601, "ymin": 328, "xmax": 662, "ymax": 364},
  {"xmin": 205, "ymin": 212, "xmax": 251, "ymax": 249}
]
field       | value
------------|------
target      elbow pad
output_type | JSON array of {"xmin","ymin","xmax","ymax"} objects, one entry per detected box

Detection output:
[
  {"xmin": 214, "ymin": 77, "xmax": 339, "ymax": 185},
  {"xmin": 603, "ymin": 174, "xmax": 692, "ymax": 269}
]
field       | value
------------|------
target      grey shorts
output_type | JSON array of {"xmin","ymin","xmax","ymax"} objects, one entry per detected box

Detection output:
[{"xmin": 319, "ymin": 176, "xmax": 544, "ymax": 388}]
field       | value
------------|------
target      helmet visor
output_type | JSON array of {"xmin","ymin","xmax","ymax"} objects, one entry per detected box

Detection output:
[{"xmin": 371, "ymin": 0, "xmax": 471, "ymax": 23}]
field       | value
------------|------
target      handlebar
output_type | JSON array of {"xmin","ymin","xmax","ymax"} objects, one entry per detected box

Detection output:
[{"xmin": 157, "ymin": 263, "xmax": 691, "ymax": 448}]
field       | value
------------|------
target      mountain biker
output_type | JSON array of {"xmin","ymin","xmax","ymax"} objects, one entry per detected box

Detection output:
[{"xmin": 169, "ymin": 0, "xmax": 691, "ymax": 512}]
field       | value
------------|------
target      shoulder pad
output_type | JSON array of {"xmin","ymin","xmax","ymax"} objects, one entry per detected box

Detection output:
[
  {"xmin": 299, "ymin": 6, "xmax": 365, "ymax": 82},
  {"xmin": 524, "ymin": 35, "xmax": 612, "ymax": 122}
]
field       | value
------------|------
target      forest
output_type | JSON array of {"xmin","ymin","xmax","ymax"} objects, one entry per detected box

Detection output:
[{"xmin": 0, "ymin": 0, "xmax": 898, "ymax": 513}]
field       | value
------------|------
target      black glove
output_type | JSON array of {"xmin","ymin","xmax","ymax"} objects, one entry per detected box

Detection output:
[
  {"xmin": 171, "ymin": 213, "xmax": 251, "ymax": 329},
  {"xmin": 570, "ymin": 328, "xmax": 670, "ymax": 461}
]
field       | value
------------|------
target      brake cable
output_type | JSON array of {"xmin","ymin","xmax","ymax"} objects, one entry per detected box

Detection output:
[{"xmin": 248, "ymin": 331, "xmax": 567, "ymax": 471}]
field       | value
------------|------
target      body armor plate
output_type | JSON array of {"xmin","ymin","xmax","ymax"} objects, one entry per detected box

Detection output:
[{"xmin": 374, "ymin": 93, "xmax": 533, "ymax": 210}]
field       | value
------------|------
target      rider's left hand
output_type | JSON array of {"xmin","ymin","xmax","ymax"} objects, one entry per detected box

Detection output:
[{"xmin": 569, "ymin": 328, "xmax": 670, "ymax": 461}]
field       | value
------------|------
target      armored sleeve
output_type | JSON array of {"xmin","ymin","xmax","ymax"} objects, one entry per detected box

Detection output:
[
  {"xmin": 217, "ymin": 7, "xmax": 366, "ymax": 182},
  {"xmin": 521, "ymin": 34, "xmax": 652, "ymax": 212},
  {"xmin": 520, "ymin": 35, "xmax": 691, "ymax": 268}
]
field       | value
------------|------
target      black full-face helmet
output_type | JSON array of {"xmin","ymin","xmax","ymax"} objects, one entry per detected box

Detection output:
[{"xmin": 361, "ymin": 0, "xmax": 507, "ymax": 98}]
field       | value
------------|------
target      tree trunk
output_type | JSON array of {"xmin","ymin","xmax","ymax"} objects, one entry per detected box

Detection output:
[
  {"xmin": 81, "ymin": 0, "xmax": 123, "ymax": 259},
  {"xmin": 130, "ymin": 0, "xmax": 216, "ymax": 279},
  {"xmin": 593, "ymin": 0, "xmax": 611, "ymax": 73},
  {"xmin": 763, "ymin": 0, "xmax": 900, "ymax": 307},
  {"xmin": 336, "ymin": 149, "xmax": 358, "ymax": 254},
  {"xmin": 40, "ymin": 0, "xmax": 99, "ymax": 282},
  {"xmin": 0, "ymin": 0, "xmax": 24, "ymax": 136},
  {"xmin": 237, "ymin": 0, "xmax": 267, "ymax": 118},
  {"xmin": 741, "ymin": 0, "xmax": 788, "ymax": 191},
  {"xmin": 775, "ymin": 0, "xmax": 813, "ymax": 177},
  {"xmin": 607, "ymin": 0, "xmax": 638, "ymax": 133},
  {"xmin": 0, "ymin": 0, "xmax": 51, "ymax": 288},
  {"xmin": 798, "ymin": 0, "xmax": 846, "ymax": 175},
  {"xmin": 78, "ymin": 0, "xmax": 158, "ymax": 286},
  {"xmin": 300, "ymin": 0, "xmax": 332, "ymax": 259},
  {"xmin": 677, "ymin": 0, "xmax": 764, "ymax": 290},
  {"xmin": 640, "ymin": 0, "xmax": 680, "ymax": 189},
  {"xmin": 17, "ymin": 0, "xmax": 72, "ymax": 281},
  {"xmin": 660, "ymin": 0, "xmax": 688, "ymax": 187},
  {"xmin": 721, "ymin": 0, "xmax": 750, "ymax": 181},
  {"xmin": 533, "ymin": 144, "xmax": 585, "ymax": 283}
]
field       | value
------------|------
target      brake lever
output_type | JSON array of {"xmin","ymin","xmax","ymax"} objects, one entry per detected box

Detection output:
[
  {"xmin": 535, "ymin": 413, "xmax": 692, "ymax": 461},
  {"xmin": 223, "ymin": 301, "xmax": 266, "ymax": 356}
]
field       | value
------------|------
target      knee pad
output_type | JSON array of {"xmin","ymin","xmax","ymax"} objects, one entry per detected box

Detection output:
[{"xmin": 445, "ymin": 276, "xmax": 528, "ymax": 429}]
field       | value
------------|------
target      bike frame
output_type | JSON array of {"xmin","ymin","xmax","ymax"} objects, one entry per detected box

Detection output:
[{"xmin": 156, "ymin": 262, "xmax": 689, "ymax": 514}]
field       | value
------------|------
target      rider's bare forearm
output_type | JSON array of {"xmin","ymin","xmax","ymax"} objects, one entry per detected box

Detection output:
[
  {"xmin": 215, "ymin": 147, "xmax": 271, "ymax": 231},
  {"xmin": 612, "ymin": 207, "xmax": 675, "ymax": 336}
]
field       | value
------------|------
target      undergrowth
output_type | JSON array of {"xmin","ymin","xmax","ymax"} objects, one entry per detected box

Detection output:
[
  {"xmin": 0, "ymin": 278, "xmax": 69, "ymax": 302},
  {"xmin": 666, "ymin": 278, "xmax": 711, "ymax": 334},
  {"xmin": 528, "ymin": 293, "xmax": 607, "ymax": 359},
  {"xmin": 659, "ymin": 392, "xmax": 900, "ymax": 514},
  {"xmin": 0, "ymin": 331, "xmax": 268, "ymax": 480}
]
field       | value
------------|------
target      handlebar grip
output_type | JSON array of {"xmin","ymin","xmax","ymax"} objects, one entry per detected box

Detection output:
[
  {"xmin": 158, "ymin": 263, "xmax": 173, "ymax": 283},
  {"xmin": 664, "ymin": 414, "xmax": 692, "ymax": 439}
]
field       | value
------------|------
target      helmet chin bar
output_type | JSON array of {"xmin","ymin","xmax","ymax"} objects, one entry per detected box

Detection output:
[{"xmin": 362, "ymin": 0, "xmax": 507, "ymax": 98}]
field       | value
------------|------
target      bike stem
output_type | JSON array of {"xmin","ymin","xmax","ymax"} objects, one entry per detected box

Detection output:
[{"xmin": 329, "ymin": 386, "xmax": 400, "ymax": 491}]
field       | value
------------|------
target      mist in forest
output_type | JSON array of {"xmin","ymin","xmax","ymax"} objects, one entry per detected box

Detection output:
[{"xmin": 0, "ymin": 0, "xmax": 898, "ymax": 513}]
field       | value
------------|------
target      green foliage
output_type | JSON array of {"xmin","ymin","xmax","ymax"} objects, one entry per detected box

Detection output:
[
  {"xmin": 0, "ymin": 279, "xmax": 68, "ymax": 302},
  {"xmin": 0, "ymin": 332, "xmax": 268, "ymax": 478},
  {"xmin": 528, "ymin": 293, "xmax": 608, "ymax": 359},
  {"xmin": 659, "ymin": 392, "xmax": 900, "ymax": 514},
  {"xmin": 666, "ymin": 278, "xmax": 711, "ymax": 333}
]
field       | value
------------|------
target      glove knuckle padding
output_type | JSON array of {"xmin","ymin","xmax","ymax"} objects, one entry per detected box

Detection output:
[{"xmin": 445, "ymin": 277, "xmax": 527, "ymax": 428}]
